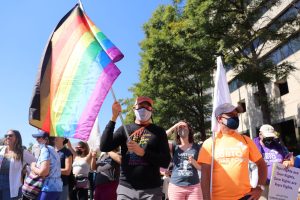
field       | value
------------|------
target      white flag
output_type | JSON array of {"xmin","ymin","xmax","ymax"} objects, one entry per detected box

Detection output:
[
  {"xmin": 87, "ymin": 117, "xmax": 100, "ymax": 151},
  {"xmin": 211, "ymin": 56, "xmax": 232, "ymax": 132}
]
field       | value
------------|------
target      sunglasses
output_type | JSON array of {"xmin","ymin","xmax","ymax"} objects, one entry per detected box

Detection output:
[
  {"xmin": 4, "ymin": 134, "xmax": 14, "ymax": 138},
  {"xmin": 75, "ymin": 146, "xmax": 83, "ymax": 149},
  {"xmin": 134, "ymin": 104, "xmax": 153, "ymax": 111}
]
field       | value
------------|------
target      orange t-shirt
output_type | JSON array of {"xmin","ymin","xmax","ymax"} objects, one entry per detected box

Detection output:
[{"xmin": 197, "ymin": 130, "xmax": 262, "ymax": 200}]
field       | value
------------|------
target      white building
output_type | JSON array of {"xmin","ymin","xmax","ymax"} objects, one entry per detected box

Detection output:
[{"xmin": 227, "ymin": 0, "xmax": 300, "ymax": 154}]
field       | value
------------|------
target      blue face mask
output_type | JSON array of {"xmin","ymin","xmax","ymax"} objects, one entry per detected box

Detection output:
[{"xmin": 223, "ymin": 117, "xmax": 239, "ymax": 129}]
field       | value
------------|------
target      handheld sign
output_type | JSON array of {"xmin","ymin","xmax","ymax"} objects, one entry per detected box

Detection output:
[{"xmin": 268, "ymin": 163, "xmax": 300, "ymax": 200}]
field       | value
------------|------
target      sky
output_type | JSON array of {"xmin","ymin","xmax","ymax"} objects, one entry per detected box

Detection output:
[{"xmin": 0, "ymin": 0, "xmax": 171, "ymax": 146}]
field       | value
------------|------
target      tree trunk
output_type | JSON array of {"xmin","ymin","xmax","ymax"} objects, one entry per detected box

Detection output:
[
  {"xmin": 257, "ymin": 81, "xmax": 271, "ymax": 124},
  {"xmin": 199, "ymin": 113, "xmax": 206, "ymax": 141}
]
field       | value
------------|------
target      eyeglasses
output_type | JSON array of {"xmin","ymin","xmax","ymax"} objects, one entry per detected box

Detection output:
[{"xmin": 4, "ymin": 134, "xmax": 14, "ymax": 138}]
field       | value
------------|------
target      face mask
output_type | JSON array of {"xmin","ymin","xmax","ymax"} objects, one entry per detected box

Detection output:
[
  {"xmin": 76, "ymin": 150, "xmax": 83, "ymax": 155},
  {"xmin": 178, "ymin": 128, "xmax": 189, "ymax": 138},
  {"xmin": 134, "ymin": 108, "xmax": 152, "ymax": 122},
  {"xmin": 38, "ymin": 143, "xmax": 46, "ymax": 149},
  {"xmin": 262, "ymin": 137, "xmax": 279, "ymax": 148},
  {"xmin": 223, "ymin": 117, "xmax": 239, "ymax": 129}
]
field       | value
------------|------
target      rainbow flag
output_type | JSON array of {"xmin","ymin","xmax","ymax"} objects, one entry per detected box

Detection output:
[{"xmin": 29, "ymin": 4, "xmax": 123, "ymax": 140}]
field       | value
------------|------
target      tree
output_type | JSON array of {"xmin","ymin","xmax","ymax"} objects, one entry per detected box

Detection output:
[
  {"xmin": 200, "ymin": 0, "xmax": 298, "ymax": 123},
  {"xmin": 126, "ymin": 1, "xmax": 217, "ymax": 141},
  {"xmin": 27, "ymin": 142, "xmax": 34, "ymax": 152}
]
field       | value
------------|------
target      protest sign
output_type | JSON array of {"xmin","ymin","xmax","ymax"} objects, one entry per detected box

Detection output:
[{"xmin": 268, "ymin": 163, "xmax": 300, "ymax": 200}]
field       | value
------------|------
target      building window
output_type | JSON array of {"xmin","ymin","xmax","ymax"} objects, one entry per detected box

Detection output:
[
  {"xmin": 238, "ymin": 100, "xmax": 246, "ymax": 113},
  {"xmin": 275, "ymin": 80, "xmax": 289, "ymax": 96},
  {"xmin": 267, "ymin": 34, "xmax": 300, "ymax": 65},
  {"xmin": 228, "ymin": 78, "xmax": 244, "ymax": 93},
  {"xmin": 254, "ymin": 92, "xmax": 261, "ymax": 107}
]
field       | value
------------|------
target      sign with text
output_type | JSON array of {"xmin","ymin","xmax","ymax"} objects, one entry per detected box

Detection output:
[{"xmin": 268, "ymin": 163, "xmax": 300, "ymax": 200}]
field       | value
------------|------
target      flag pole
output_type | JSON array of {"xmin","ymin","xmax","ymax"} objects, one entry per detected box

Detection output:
[
  {"xmin": 78, "ymin": 0, "xmax": 85, "ymax": 11},
  {"xmin": 110, "ymin": 88, "xmax": 130, "ymax": 139},
  {"xmin": 78, "ymin": 0, "xmax": 130, "ymax": 140},
  {"xmin": 210, "ymin": 56, "xmax": 232, "ymax": 198},
  {"xmin": 210, "ymin": 132, "xmax": 215, "ymax": 199}
]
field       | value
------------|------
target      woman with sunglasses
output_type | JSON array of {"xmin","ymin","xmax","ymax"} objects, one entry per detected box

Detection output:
[
  {"xmin": 67, "ymin": 141, "xmax": 92, "ymax": 200},
  {"xmin": 166, "ymin": 121, "xmax": 203, "ymax": 200},
  {"xmin": 0, "ymin": 130, "xmax": 35, "ymax": 200}
]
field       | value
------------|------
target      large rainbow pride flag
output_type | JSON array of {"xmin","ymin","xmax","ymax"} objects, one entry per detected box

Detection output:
[{"xmin": 29, "ymin": 4, "xmax": 123, "ymax": 140}]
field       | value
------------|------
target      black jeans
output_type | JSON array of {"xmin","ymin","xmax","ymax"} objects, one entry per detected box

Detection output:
[{"xmin": 71, "ymin": 188, "xmax": 88, "ymax": 200}]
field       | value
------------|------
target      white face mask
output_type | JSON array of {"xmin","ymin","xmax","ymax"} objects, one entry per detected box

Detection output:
[
  {"xmin": 134, "ymin": 108, "xmax": 152, "ymax": 122},
  {"xmin": 38, "ymin": 142, "xmax": 46, "ymax": 149},
  {"xmin": 178, "ymin": 128, "xmax": 189, "ymax": 138}
]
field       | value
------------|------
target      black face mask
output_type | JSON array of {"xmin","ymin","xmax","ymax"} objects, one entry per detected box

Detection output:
[
  {"xmin": 262, "ymin": 137, "xmax": 279, "ymax": 148},
  {"xmin": 76, "ymin": 150, "xmax": 83, "ymax": 155}
]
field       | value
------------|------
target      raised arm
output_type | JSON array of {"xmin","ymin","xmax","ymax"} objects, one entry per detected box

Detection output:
[
  {"xmin": 166, "ymin": 121, "xmax": 187, "ymax": 137},
  {"xmin": 91, "ymin": 151, "xmax": 98, "ymax": 171},
  {"xmin": 66, "ymin": 140, "xmax": 76, "ymax": 158},
  {"xmin": 100, "ymin": 102, "xmax": 125, "ymax": 152}
]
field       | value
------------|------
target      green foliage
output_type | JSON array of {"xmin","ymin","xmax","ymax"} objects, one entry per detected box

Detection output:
[
  {"xmin": 27, "ymin": 142, "xmax": 34, "ymax": 152},
  {"xmin": 125, "ymin": 0, "xmax": 299, "ymax": 137},
  {"xmin": 125, "ymin": 2, "xmax": 217, "ymax": 141}
]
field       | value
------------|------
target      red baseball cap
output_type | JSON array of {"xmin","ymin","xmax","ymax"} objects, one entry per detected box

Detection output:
[{"xmin": 134, "ymin": 96, "xmax": 154, "ymax": 106}]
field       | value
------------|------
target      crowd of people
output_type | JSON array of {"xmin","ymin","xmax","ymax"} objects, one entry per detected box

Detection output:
[{"xmin": 0, "ymin": 96, "xmax": 299, "ymax": 200}]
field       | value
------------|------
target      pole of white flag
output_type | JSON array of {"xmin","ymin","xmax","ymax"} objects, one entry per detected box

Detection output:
[
  {"xmin": 210, "ymin": 133, "xmax": 215, "ymax": 199},
  {"xmin": 210, "ymin": 56, "xmax": 232, "ymax": 198},
  {"xmin": 110, "ymin": 88, "xmax": 130, "ymax": 140}
]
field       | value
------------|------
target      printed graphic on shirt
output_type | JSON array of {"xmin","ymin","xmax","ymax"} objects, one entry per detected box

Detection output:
[
  {"xmin": 263, "ymin": 149, "xmax": 283, "ymax": 163},
  {"xmin": 215, "ymin": 141, "xmax": 248, "ymax": 165},
  {"xmin": 176, "ymin": 152, "xmax": 194, "ymax": 176},
  {"xmin": 128, "ymin": 128, "xmax": 152, "ymax": 166}
]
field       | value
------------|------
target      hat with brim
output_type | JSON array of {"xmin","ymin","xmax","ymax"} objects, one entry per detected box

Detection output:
[
  {"xmin": 214, "ymin": 103, "xmax": 239, "ymax": 117},
  {"xmin": 135, "ymin": 96, "xmax": 154, "ymax": 106},
  {"xmin": 259, "ymin": 124, "xmax": 277, "ymax": 138},
  {"xmin": 32, "ymin": 130, "xmax": 49, "ymax": 138}
]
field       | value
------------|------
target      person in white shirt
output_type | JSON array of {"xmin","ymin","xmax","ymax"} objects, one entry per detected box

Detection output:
[{"xmin": 0, "ymin": 130, "xmax": 36, "ymax": 199}]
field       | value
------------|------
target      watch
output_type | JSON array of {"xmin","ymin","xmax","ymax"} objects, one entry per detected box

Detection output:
[{"xmin": 257, "ymin": 184, "xmax": 265, "ymax": 191}]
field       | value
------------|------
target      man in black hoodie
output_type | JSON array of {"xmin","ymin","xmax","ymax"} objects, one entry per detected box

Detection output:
[{"xmin": 100, "ymin": 96, "xmax": 171, "ymax": 200}]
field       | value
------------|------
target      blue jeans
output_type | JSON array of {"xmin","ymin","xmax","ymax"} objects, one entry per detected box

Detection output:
[
  {"xmin": 37, "ymin": 191, "xmax": 61, "ymax": 200},
  {"xmin": 0, "ymin": 187, "xmax": 21, "ymax": 200}
]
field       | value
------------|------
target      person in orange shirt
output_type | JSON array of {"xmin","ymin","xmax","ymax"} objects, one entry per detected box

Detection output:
[{"xmin": 197, "ymin": 103, "xmax": 267, "ymax": 200}]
